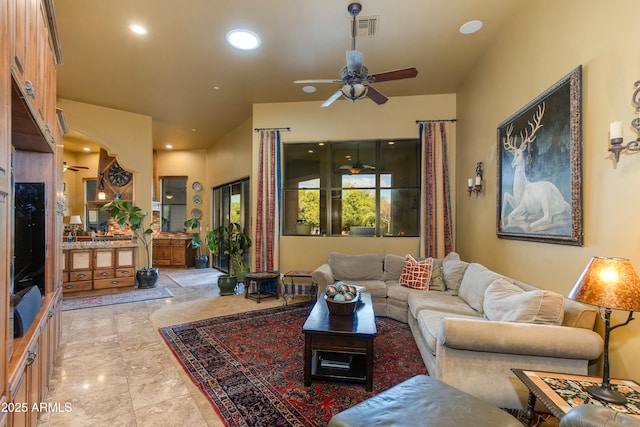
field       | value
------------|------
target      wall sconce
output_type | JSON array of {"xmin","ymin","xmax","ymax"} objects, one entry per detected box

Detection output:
[
  {"xmin": 609, "ymin": 80, "xmax": 640, "ymax": 163},
  {"xmin": 467, "ymin": 162, "xmax": 483, "ymax": 196}
]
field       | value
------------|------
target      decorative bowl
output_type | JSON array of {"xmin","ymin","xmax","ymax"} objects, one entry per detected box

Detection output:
[{"xmin": 324, "ymin": 293, "xmax": 360, "ymax": 316}]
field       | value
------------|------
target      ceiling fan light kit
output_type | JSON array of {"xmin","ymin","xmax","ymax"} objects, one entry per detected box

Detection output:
[{"xmin": 295, "ymin": 2, "xmax": 418, "ymax": 107}]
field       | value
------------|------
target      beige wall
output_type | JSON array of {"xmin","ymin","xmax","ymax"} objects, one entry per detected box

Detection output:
[
  {"xmin": 253, "ymin": 94, "xmax": 456, "ymax": 273},
  {"xmin": 456, "ymin": 0, "xmax": 640, "ymax": 379},
  {"xmin": 57, "ymin": 98, "xmax": 153, "ymax": 269}
]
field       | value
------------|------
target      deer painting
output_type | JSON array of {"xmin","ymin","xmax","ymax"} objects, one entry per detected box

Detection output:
[{"xmin": 501, "ymin": 102, "xmax": 571, "ymax": 231}]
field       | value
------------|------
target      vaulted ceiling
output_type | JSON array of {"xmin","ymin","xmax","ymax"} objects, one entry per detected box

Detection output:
[{"xmin": 55, "ymin": 0, "xmax": 522, "ymax": 151}]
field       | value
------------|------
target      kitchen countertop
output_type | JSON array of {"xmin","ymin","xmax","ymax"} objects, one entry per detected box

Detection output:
[{"xmin": 62, "ymin": 240, "xmax": 139, "ymax": 250}]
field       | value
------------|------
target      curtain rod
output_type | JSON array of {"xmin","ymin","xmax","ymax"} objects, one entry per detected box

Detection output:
[
  {"xmin": 415, "ymin": 119, "xmax": 457, "ymax": 123},
  {"xmin": 254, "ymin": 127, "xmax": 291, "ymax": 132}
]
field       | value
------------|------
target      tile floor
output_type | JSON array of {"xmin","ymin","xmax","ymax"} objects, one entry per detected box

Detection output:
[{"xmin": 38, "ymin": 269, "xmax": 283, "ymax": 427}]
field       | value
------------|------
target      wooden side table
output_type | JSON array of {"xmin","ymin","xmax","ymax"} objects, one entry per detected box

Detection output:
[
  {"xmin": 512, "ymin": 369, "xmax": 640, "ymax": 426},
  {"xmin": 244, "ymin": 271, "xmax": 280, "ymax": 303},
  {"xmin": 282, "ymin": 270, "xmax": 317, "ymax": 304}
]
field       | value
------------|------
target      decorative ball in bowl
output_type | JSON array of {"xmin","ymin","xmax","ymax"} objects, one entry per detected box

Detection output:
[{"xmin": 324, "ymin": 283, "xmax": 360, "ymax": 316}]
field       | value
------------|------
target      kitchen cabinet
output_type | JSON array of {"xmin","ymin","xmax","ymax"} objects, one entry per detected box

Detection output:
[{"xmin": 63, "ymin": 245, "xmax": 137, "ymax": 293}]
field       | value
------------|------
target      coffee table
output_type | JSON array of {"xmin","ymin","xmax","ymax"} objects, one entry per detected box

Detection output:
[{"xmin": 303, "ymin": 292, "xmax": 377, "ymax": 391}]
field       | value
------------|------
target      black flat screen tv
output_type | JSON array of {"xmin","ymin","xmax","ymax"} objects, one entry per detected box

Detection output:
[{"xmin": 13, "ymin": 182, "xmax": 46, "ymax": 295}]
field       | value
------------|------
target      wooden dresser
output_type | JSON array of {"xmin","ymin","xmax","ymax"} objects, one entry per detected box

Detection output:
[{"xmin": 152, "ymin": 234, "xmax": 196, "ymax": 268}]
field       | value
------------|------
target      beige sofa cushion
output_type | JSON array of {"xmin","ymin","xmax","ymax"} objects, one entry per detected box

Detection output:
[
  {"xmin": 329, "ymin": 252, "xmax": 384, "ymax": 281},
  {"xmin": 382, "ymin": 254, "xmax": 405, "ymax": 281},
  {"xmin": 457, "ymin": 263, "xmax": 503, "ymax": 315},
  {"xmin": 483, "ymin": 278, "xmax": 565, "ymax": 325},
  {"xmin": 408, "ymin": 291, "xmax": 480, "ymax": 319},
  {"xmin": 442, "ymin": 259, "xmax": 468, "ymax": 295}
]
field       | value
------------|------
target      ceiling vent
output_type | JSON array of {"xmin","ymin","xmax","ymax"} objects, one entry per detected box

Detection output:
[{"xmin": 352, "ymin": 16, "xmax": 379, "ymax": 38}]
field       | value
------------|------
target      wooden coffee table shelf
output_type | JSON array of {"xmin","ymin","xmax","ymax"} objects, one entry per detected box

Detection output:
[{"xmin": 303, "ymin": 292, "xmax": 377, "ymax": 391}]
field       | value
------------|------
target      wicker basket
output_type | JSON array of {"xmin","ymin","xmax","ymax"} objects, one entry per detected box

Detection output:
[{"xmin": 324, "ymin": 293, "xmax": 359, "ymax": 316}]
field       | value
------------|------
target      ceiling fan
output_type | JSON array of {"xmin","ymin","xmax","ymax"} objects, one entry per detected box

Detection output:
[
  {"xmin": 294, "ymin": 2, "xmax": 418, "ymax": 107},
  {"xmin": 63, "ymin": 162, "xmax": 89, "ymax": 172},
  {"xmin": 340, "ymin": 144, "xmax": 374, "ymax": 174}
]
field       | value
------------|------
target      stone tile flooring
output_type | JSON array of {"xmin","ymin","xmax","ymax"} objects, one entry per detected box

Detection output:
[{"xmin": 38, "ymin": 269, "xmax": 284, "ymax": 427}]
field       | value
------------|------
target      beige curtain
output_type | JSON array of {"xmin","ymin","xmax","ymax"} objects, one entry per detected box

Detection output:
[
  {"xmin": 419, "ymin": 122, "xmax": 453, "ymax": 258},
  {"xmin": 255, "ymin": 130, "xmax": 281, "ymax": 271}
]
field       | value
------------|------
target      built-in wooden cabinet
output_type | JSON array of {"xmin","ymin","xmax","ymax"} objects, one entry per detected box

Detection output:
[
  {"xmin": 1, "ymin": 0, "xmax": 11, "ymax": 423},
  {"xmin": 63, "ymin": 245, "xmax": 137, "ymax": 293},
  {"xmin": 152, "ymin": 237, "xmax": 196, "ymax": 268},
  {"xmin": 10, "ymin": 0, "xmax": 60, "ymax": 152},
  {"xmin": 4, "ymin": 0, "xmax": 63, "ymax": 425}
]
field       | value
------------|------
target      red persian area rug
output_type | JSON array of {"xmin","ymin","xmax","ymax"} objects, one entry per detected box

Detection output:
[{"xmin": 159, "ymin": 302, "xmax": 427, "ymax": 427}]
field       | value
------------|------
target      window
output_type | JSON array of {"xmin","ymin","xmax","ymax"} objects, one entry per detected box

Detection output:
[
  {"xmin": 283, "ymin": 140, "xmax": 420, "ymax": 236},
  {"xmin": 160, "ymin": 177, "xmax": 187, "ymax": 232}
]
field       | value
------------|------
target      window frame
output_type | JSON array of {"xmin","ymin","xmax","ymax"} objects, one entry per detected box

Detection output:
[{"xmin": 283, "ymin": 139, "xmax": 420, "ymax": 237}]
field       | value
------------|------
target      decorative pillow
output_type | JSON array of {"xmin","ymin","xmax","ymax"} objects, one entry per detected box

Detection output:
[
  {"xmin": 442, "ymin": 259, "xmax": 469, "ymax": 295},
  {"xmin": 483, "ymin": 278, "xmax": 565, "ymax": 325},
  {"xmin": 429, "ymin": 264, "xmax": 446, "ymax": 292},
  {"xmin": 399, "ymin": 255, "xmax": 433, "ymax": 290}
]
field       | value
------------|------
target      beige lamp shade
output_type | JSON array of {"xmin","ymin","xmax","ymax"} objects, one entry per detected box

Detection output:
[
  {"xmin": 69, "ymin": 215, "xmax": 83, "ymax": 225},
  {"xmin": 568, "ymin": 256, "xmax": 640, "ymax": 312}
]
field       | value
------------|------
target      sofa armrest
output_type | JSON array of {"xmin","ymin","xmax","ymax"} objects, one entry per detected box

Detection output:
[
  {"xmin": 438, "ymin": 317, "xmax": 603, "ymax": 360},
  {"xmin": 312, "ymin": 263, "xmax": 334, "ymax": 294}
]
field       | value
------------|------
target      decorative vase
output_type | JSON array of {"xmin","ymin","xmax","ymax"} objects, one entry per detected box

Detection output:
[
  {"xmin": 136, "ymin": 268, "xmax": 159, "ymax": 289},
  {"xmin": 194, "ymin": 255, "xmax": 209, "ymax": 269},
  {"xmin": 217, "ymin": 275, "xmax": 238, "ymax": 296}
]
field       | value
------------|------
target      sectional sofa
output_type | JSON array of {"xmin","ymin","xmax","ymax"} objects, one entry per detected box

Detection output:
[{"xmin": 312, "ymin": 251, "xmax": 604, "ymax": 409}]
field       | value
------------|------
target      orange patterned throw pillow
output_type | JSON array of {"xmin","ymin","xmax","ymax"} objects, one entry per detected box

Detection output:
[{"xmin": 399, "ymin": 254, "xmax": 433, "ymax": 290}]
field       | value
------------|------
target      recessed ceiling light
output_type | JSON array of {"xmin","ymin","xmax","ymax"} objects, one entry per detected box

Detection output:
[
  {"xmin": 302, "ymin": 86, "xmax": 317, "ymax": 93},
  {"xmin": 166, "ymin": 144, "xmax": 173, "ymax": 149},
  {"xmin": 226, "ymin": 29, "xmax": 261, "ymax": 50},
  {"xmin": 83, "ymin": 147, "xmax": 91, "ymax": 152},
  {"xmin": 129, "ymin": 24, "xmax": 148, "ymax": 35},
  {"xmin": 213, "ymin": 86, "xmax": 220, "ymax": 91},
  {"xmin": 459, "ymin": 20, "xmax": 483, "ymax": 35}
]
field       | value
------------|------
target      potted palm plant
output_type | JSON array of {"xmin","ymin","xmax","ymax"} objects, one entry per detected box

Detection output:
[
  {"xmin": 100, "ymin": 199, "xmax": 159, "ymax": 288},
  {"xmin": 206, "ymin": 222, "xmax": 252, "ymax": 295},
  {"xmin": 184, "ymin": 217, "xmax": 209, "ymax": 269}
]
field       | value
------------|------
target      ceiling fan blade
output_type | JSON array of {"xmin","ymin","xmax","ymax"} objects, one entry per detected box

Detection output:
[
  {"xmin": 370, "ymin": 67, "xmax": 419, "ymax": 83},
  {"xmin": 366, "ymin": 86, "xmax": 388, "ymax": 105},
  {"xmin": 294, "ymin": 79, "xmax": 342, "ymax": 84},
  {"xmin": 339, "ymin": 165, "xmax": 351, "ymax": 170},
  {"xmin": 346, "ymin": 50, "xmax": 363, "ymax": 73},
  {"xmin": 73, "ymin": 165, "xmax": 89, "ymax": 169},
  {"xmin": 321, "ymin": 89, "xmax": 344, "ymax": 108}
]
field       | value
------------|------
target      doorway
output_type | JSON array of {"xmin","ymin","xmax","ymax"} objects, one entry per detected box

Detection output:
[{"xmin": 211, "ymin": 178, "xmax": 250, "ymax": 273}]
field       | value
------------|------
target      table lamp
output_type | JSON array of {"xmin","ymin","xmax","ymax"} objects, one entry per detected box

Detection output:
[
  {"xmin": 69, "ymin": 215, "xmax": 83, "ymax": 241},
  {"xmin": 568, "ymin": 256, "xmax": 640, "ymax": 404}
]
